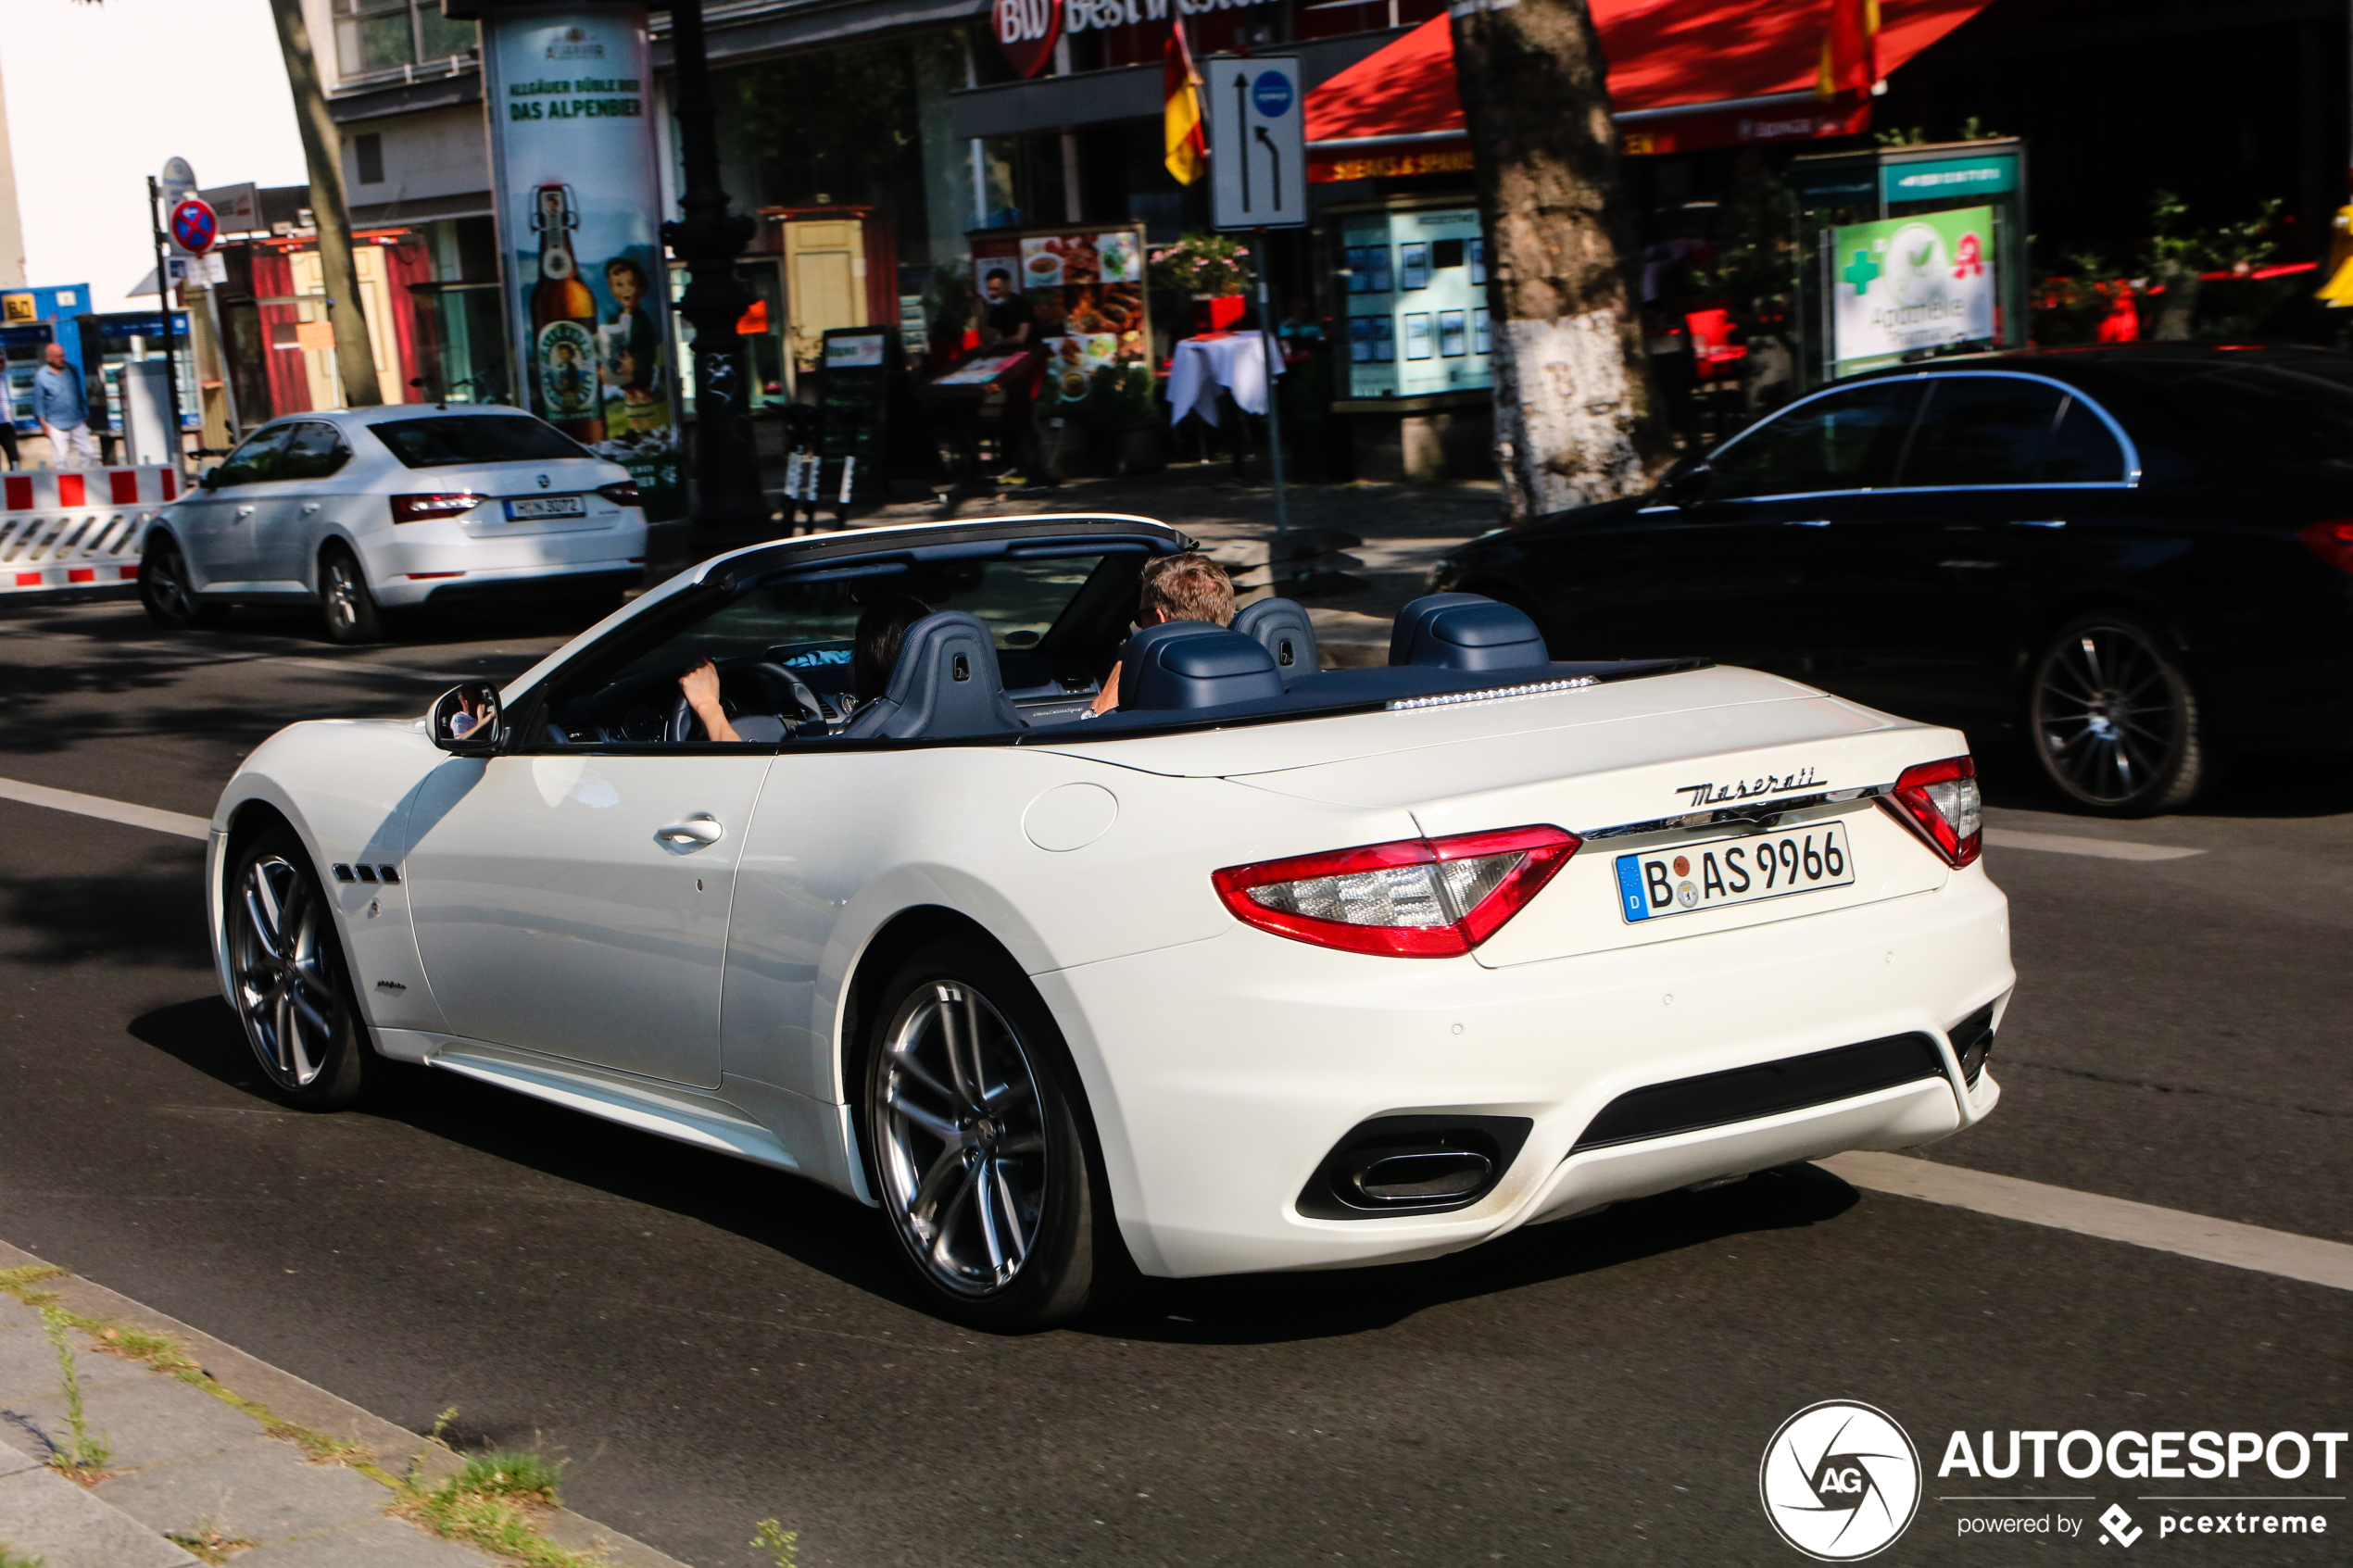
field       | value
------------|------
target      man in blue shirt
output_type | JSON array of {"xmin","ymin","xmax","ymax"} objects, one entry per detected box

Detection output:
[{"xmin": 33, "ymin": 343, "xmax": 94, "ymax": 467}]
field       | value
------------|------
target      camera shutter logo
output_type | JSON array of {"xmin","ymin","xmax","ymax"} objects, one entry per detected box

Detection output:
[{"xmin": 1759, "ymin": 1401, "xmax": 1921, "ymax": 1561}]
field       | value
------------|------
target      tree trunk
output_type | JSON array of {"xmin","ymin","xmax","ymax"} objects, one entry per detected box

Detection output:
[
  {"xmin": 1452, "ymin": 0, "xmax": 1672, "ymax": 519},
  {"xmin": 268, "ymin": 0, "xmax": 383, "ymax": 408}
]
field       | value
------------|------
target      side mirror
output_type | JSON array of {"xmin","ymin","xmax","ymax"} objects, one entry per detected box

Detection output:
[
  {"xmin": 1655, "ymin": 455, "xmax": 1711, "ymax": 501},
  {"xmin": 197, "ymin": 466, "xmax": 222, "ymax": 490},
  {"xmin": 430, "ymin": 683, "xmax": 505, "ymax": 756}
]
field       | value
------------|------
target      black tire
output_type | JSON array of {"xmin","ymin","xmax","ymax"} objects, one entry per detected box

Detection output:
[
  {"xmin": 139, "ymin": 534, "xmax": 225, "ymax": 630},
  {"xmin": 320, "ymin": 545, "xmax": 385, "ymax": 645},
  {"xmin": 224, "ymin": 826, "xmax": 374, "ymax": 1110},
  {"xmin": 858, "ymin": 935, "xmax": 1127, "ymax": 1332},
  {"xmin": 2027, "ymin": 612, "xmax": 2208, "ymax": 816}
]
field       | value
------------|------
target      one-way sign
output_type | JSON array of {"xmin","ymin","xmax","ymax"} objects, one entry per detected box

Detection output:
[{"xmin": 1208, "ymin": 56, "xmax": 1305, "ymax": 231}]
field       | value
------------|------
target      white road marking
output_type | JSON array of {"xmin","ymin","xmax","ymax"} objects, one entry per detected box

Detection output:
[
  {"xmin": 0, "ymin": 776, "xmax": 209, "ymax": 840},
  {"xmin": 1822, "ymin": 1151, "xmax": 2353, "ymax": 1293},
  {"xmin": 1982, "ymin": 827, "xmax": 2203, "ymax": 861}
]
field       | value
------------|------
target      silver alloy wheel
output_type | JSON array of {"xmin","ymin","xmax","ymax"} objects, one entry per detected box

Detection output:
[
  {"xmin": 145, "ymin": 543, "xmax": 197, "ymax": 620},
  {"xmin": 231, "ymin": 854, "xmax": 339, "ymax": 1088},
  {"xmin": 2032, "ymin": 622, "xmax": 2183, "ymax": 806},
  {"xmin": 322, "ymin": 556, "xmax": 363, "ymax": 637},
  {"xmin": 873, "ymin": 980, "xmax": 1049, "ymax": 1297}
]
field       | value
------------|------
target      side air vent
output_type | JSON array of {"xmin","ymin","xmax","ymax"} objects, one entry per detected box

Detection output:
[
  {"xmin": 1571, "ymin": 1033, "xmax": 1947, "ymax": 1153},
  {"xmin": 1298, "ymin": 1114, "xmax": 1533, "ymax": 1220}
]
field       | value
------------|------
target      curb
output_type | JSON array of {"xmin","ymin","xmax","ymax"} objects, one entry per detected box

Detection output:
[{"xmin": 0, "ymin": 1238, "xmax": 694, "ymax": 1568}]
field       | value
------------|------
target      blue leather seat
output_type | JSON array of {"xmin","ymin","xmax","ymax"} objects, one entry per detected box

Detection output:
[
  {"xmin": 1117, "ymin": 621, "xmax": 1286, "ymax": 710},
  {"xmin": 1390, "ymin": 593, "xmax": 1549, "ymax": 672},
  {"xmin": 839, "ymin": 611, "xmax": 1024, "ymax": 739},
  {"xmin": 1231, "ymin": 597, "xmax": 1320, "ymax": 682}
]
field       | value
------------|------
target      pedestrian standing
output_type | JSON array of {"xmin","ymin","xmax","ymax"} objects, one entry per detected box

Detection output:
[{"xmin": 33, "ymin": 343, "xmax": 95, "ymax": 467}]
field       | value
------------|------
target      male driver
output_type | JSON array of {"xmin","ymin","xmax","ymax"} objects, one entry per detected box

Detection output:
[
  {"xmin": 33, "ymin": 344, "xmax": 94, "ymax": 467},
  {"xmin": 1088, "ymin": 552, "xmax": 1236, "ymax": 715}
]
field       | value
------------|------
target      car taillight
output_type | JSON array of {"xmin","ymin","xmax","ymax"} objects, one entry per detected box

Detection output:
[
  {"xmin": 598, "ymin": 480, "xmax": 642, "ymax": 507},
  {"xmin": 2298, "ymin": 519, "xmax": 2353, "ymax": 574},
  {"xmin": 1212, "ymin": 825, "xmax": 1579, "ymax": 958},
  {"xmin": 391, "ymin": 492, "xmax": 483, "ymax": 523},
  {"xmin": 1879, "ymin": 755, "xmax": 1982, "ymax": 868}
]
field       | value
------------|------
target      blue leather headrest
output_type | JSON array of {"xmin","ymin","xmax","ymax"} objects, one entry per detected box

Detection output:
[
  {"xmin": 1390, "ymin": 593, "xmax": 1549, "ymax": 671},
  {"xmin": 1230, "ymin": 597, "xmax": 1320, "ymax": 682},
  {"xmin": 1118, "ymin": 621, "xmax": 1285, "ymax": 710},
  {"xmin": 839, "ymin": 610, "xmax": 1024, "ymax": 739}
]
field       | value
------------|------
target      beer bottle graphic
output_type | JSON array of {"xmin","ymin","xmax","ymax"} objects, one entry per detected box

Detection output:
[{"xmin": 529, "ymin": 183, "xmax": 604, "ymax": 443}]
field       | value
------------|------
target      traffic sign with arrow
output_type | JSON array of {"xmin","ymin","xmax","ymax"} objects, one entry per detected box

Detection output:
[{"xmin": 1208, "ymin": 56, "xmax": 1305, "ymax": 232}]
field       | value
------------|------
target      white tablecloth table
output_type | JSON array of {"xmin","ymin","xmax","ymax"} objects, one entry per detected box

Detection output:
[{"xmin": 1166, "ymin": 332, "xmax": 1282, "ymax": 427}]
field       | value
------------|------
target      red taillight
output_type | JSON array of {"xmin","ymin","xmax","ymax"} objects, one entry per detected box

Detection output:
[
  {"xmin": 598, "ymin": 480, "xmax": 642, "ymax": 507},
  {"xmin": 1879, "ymin": 755, "xmax": 1982, "ymax": 868},
  {"xmin": 2298, "ymin": 519, "xmax": 2353, "ymax": 575},
  {"xmin": 1212, "ymin": 825, "xmax": 1579, "ymax": 958},
  {"xmin": 391, "ymin": 492, "xmax": 484, "ymax": 524}
]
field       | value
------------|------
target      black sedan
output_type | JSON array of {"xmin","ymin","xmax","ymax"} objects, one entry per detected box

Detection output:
[{"xmin": 1432, "ymin": 345, "xmax": 2353, "ymax": 815}]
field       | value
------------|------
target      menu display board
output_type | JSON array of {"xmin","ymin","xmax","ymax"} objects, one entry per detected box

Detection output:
[
  {"xmin": 1338, "ymin": 207, "xmax": 1491, "ymax": 400},
  {"xmin": 968, "ymin": 223, "xmax": 1152, "ymax": 406}
]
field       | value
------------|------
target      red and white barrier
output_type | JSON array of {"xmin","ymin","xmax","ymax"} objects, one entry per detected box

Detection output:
[{"xmin": 0, "ymin": 466, "xmax": 180, "ymax": 595}]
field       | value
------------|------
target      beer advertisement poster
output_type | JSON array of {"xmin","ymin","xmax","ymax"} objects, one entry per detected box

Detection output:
[{"xmin": 483, "ymin": 5, "xmax": 684, "ymax": 521}]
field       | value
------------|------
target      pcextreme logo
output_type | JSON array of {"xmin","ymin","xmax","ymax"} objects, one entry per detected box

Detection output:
[{"xmin": 1760, "ymin": 1401, "xmax": 1924, "ymax": 1561}]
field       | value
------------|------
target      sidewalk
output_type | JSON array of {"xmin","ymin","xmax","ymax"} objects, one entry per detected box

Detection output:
[
  {"xmin": 0, "ymin": 1242, "xmax": 690, "ymax": 1568},
  {"xmin": 646, "ymin": 462, "xmax": 1504, "ymax": 666}
]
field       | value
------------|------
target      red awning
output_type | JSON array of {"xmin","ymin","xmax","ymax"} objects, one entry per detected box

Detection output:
[{"xmin": 1306, "ymin": 0, "xmax": 1993, "ymax": 181}]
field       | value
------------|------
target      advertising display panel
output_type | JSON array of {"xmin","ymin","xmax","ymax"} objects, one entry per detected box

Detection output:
[
  {"xmin": 967, "ymin": 223, "xmax": 1151, "ymax": 407},
  {"xmin": 1829, "ymin": 205, "xmax": 1996, "ymax": 378},
  {"xmin": 1337, "ymin": 207, "xmax": 1490, "ymax": 400},
  {"xmin": 482, "ymin": 5, "xmax": 683, "ymax": 519}
]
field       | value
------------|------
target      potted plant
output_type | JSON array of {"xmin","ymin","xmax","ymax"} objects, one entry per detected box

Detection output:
[
  {"xmin": 1150, "ymin": 234, "xmax": 1253, "ymax": 334},
  {"xmin": 1072, "ymin": 363, "xmax": 1165, "ymax": 476}
]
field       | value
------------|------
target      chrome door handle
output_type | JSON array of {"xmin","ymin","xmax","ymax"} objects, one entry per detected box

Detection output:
[
  {"xmin": 299, "ymin": 503, "xmax": 322, "ymax": 514},
  {"xmin": 234, "ymin": 506, "xmax": 256, "ymax": 519},
  {"xmin": 654, "ymin": 814, "xmax": 724, "ymax": 847},
  {"xmin": 1782, "ymin": 519, "xmax": 1832, "ymax": 528}
]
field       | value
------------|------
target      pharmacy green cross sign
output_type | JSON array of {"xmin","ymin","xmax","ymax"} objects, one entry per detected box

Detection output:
[{"xmin": 1843, "ymin": 247, "xmax": 1881, "ymax": 295}]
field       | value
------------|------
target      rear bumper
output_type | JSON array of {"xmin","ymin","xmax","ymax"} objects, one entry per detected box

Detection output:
[
  {"xmin": 401, "ymin": 565, "xmax": 641, "ymax": 609},
  {"xmin": 366, "ymin": 510, "xmax": 647, "ymax": 608},
  {"xmin": 1038, "ymin": 863, "xmax": 2011, "ymax": 1279}
]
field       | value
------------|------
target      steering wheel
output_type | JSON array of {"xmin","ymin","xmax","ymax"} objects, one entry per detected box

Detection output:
[{"xmin": 666, "ymin": 659, "xmax": 827, "ymax": 744}]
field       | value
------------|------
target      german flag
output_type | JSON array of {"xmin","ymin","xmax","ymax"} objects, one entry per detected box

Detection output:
[
  {"xmin": 1164, "ymin": 18, "xmax": 1206, "ymax": 185},
  {"xmin": 1815, "ymin": 0, "xmax": 1879, "ymax": 100}
]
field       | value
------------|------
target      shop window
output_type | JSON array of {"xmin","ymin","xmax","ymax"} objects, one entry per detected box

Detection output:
[{"xmin": 333, "ymin": 0, "xmax": 476, "ymax": 83}]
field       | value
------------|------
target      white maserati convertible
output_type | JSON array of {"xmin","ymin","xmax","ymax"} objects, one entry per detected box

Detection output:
[{"xmin": 208, "ymin": 514, "xmax": 2010, "ymax": 1329}]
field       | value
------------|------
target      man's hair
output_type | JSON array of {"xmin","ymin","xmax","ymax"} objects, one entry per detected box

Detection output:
[
  {"xmin": 985, "ymin": 268, "xmax": 1012, "ymax": 284},
  {"xmin": 853, "ymin": 594, "xmax": 933, "ymax": 704},
  {"xmin": 1139, "ymin": 552, "xmax": 1234, "ymax": 627}
]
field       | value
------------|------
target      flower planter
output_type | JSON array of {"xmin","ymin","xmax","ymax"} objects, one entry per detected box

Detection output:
[{"xmin": 1190, "ymin": 294, "xmax": 1248, "ymax": 334}]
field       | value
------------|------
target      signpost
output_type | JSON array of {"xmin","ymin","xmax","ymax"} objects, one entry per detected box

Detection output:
[
  {"xmin": 145, "ymin": 164, "xmax": 191, "ymax": 462},
  {"xmin": 1207, "ymin": 56, "xmax": 1304, "ymax": 537}
]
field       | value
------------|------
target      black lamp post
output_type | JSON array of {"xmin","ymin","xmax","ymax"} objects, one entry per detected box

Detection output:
[{"xmin": 662, "ymin": 0, "xmax": 768, "ymax": 528}]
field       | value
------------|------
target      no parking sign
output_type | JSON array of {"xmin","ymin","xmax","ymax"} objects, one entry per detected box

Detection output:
[{"xmin": 170, "ymin": 198, "xmax": 218, "ymax": 257}]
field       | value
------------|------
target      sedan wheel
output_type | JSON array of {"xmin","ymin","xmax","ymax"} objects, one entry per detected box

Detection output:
[
  {"xmin": 228, "ymin": 830, "xmax": 371, "ymax": 1109},
  {"xmin": 2028, "ymin": 615, "xmax": 2207, "ymax": 816},
  {"xmin": 862, "ymin": 937, "xmax": 1123, "ymax": 1330},
  {"xmin": 139, "ymin": 536, "xmax": 223, "ymax": 630},
  {"xmin": 321, "ymin": 548, "xmax": 384, "ymax": 645}
]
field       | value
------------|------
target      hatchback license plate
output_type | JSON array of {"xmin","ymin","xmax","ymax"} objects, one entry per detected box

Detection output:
[
  {"xmin": 1613, "ymin": 822, "xmax": 1856, "ymax": 923},
  {"xmin": 504, "ymin": 495, "xmax": 585, "ymax": 520}
]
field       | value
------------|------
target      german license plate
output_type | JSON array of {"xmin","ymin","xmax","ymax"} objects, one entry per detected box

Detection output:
[
  {"xmin": 504, "ymin": 495, "xmax": 585, "ymax": 520},
  {"xmin": 1613, "ymin": 822, "xmax": 1856, "ymax": 923}
]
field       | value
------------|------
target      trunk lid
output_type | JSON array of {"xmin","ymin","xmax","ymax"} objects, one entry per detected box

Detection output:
[{"xmin": 1046, "ymin": 665, "xmax": 1966, "ymax": 967}]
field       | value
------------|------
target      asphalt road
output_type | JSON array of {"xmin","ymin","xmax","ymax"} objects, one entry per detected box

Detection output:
[{"xmin": 0, "ymin": 594, "xmax": 2346, "ymax": 1567}]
